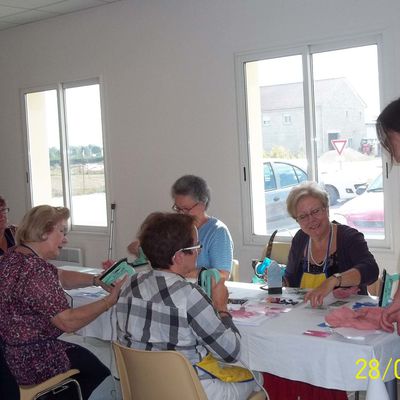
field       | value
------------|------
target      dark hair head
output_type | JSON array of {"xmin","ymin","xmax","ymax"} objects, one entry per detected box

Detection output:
[
  {"xmin": 376, "ymin": 97, "xmax": 400, "ymax": 161},
  {"xmin": 0, "ymin": 196, "xmax": 6, "ymax": 208},
  {"xmin": 171, "ymin": 175, "xmax": 211, "ymax": 209},
  {"xmin": 16, "ymin": 205, "xmax": 70, "ymax": 244},
  {"xmin": 138, "ymin": 212, "xmax": 196, "ymax": 269}
]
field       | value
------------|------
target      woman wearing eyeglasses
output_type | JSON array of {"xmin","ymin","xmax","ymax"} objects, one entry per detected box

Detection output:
[
  {"xmin": 0, "ymin": 195, "xmax": 16, "ymax": 256},
  {"xmin": 170, "ymin": 175, "xmax": 233, "ymax": 280},
  {"xmin": 263, "ymin": 181, "xmax": 379, "ymax": 400},
  {"xmin": 285, "ymin": 181, "xmax": 378, "ymax": 308}
]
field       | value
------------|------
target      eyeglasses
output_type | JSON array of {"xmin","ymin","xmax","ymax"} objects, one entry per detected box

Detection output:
[
  {"xmin": 172, "ymin": 202, "xmax": 199, "ymax": 214},
  {"xmin": 178, "ymin": 243, "xmax": 202, "ymax": 254},
  {"xmin": 0, "ymin": 207, "xmax": 10, "ymax": 215},
  {"xmin": 295, "ymin": 207, "xmax": 326, "ymax": 222}
]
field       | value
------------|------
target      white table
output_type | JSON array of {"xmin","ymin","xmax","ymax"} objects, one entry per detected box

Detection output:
[{"xmin": 68, "ymin": 281, "xmax": 400, "ymax": 400}]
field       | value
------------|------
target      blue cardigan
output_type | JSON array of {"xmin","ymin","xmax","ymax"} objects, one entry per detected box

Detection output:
[{"xmin": 284, "ymin": 224, "xmax": 379, "ymax": 295}]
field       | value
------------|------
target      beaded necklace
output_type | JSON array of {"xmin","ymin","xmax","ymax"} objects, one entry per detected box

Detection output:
[{"xmin": 306, "ymin": 223, "xmax": 333, "ymax": 273}]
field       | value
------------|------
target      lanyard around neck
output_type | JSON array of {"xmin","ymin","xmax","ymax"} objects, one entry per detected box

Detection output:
[{"xmin": 306, "ymin": 223, "xmax": 333, "ymax": 274}]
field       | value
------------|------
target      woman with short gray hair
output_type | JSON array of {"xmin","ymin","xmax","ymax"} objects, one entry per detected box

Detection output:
[{"xmin": 171, "ymin": 175, "xmax": 233, "ymax": 280}]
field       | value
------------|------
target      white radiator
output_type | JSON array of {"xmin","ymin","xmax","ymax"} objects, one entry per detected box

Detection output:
[{"xmin": 51, "ymin": 247, "xmax": 84, "ymax": 267}]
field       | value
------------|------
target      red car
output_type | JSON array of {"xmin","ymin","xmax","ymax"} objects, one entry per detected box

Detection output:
[{"xmin": 332, "ymin": 174, "xmax": 383, "ymax": 236}]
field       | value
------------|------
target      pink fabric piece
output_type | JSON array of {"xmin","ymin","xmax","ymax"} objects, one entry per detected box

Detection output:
[
  {"xmin": 325, "ymin": 306, "xmax": 383, "ymax": 330},
  {"xmin": 332, "ymin": 286, "xmax": 360, "ymax": 299}
]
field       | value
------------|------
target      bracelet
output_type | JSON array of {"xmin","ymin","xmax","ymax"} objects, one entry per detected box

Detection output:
[
  {"xmin": 92, "ymin": 275, "xmax": 99, "ymax": 287},
  {"xmin": 218, "ymin": 310, "xmax": 232, "ymax": 318}
]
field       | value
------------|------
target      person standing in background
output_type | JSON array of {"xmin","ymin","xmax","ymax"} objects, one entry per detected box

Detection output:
[{"xmin": 375, "ymin": 97, "xmax": 400, "ymax": 333}]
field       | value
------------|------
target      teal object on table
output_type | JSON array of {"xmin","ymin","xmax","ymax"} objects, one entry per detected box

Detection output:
[
  {"xmin": 379, "ymin": 269, "xmax": 400, "ymax": 307},
  {"xmin": 200, "ymin": 269, "xmax": 220, "ymax": 298}
]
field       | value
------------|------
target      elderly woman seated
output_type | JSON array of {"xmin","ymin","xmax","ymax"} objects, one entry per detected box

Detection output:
[
  {"xmin": 263, "ymin": 181, "xmax": 379, "ymax": 400},
  {"xmin": 0, "ymin": 205, "xmax": 124, "ymax": 400},
  {"xmin": 284, "ymin": 181, "xmax": 379, "ymax": 307}
]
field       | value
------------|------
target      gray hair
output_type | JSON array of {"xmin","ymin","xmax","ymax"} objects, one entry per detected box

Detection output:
[
  {"xmin": 286, "ymin": 181, "xmax": 329, "ymax": 219},
  {"xmin": 171, "ymin": 175, "xmax": 211, "ymax": 209}
]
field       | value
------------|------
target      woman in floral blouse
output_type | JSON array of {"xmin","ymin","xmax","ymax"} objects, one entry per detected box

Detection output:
[{"xmin": 0, "ymin": 205, "xmax": 125, "ymax": 400}]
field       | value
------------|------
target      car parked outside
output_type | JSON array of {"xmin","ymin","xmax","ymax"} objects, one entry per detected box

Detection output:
[
  {"xmin": 264, "ymin": 159, "xmax": 308, "ymax": 223},
  {"xmin": 332, "ymin": 174, "xmax": 383, "ymax": 237}
]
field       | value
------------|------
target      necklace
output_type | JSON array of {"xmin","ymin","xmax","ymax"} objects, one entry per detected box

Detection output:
[
  {"xmin": 20, "ymin": 243, "xmax": 40, "ymax": 257},
  {"xmin": 307, "ymin": 223, "xmax": 333, "ymax": 273}
]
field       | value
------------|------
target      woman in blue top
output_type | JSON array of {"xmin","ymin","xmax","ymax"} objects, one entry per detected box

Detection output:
[{"xmin": 171, "ymin": 175, "xmax": 233, "ymax": 280}]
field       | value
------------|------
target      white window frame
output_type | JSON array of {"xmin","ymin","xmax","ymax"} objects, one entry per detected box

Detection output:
[
  {"xmin": 235, "ymin": 33, "xmax": 393, "ymax": 250},
  {"xmin": 21, "ymin": 78, "xmax": 110, "ymax": 233}
]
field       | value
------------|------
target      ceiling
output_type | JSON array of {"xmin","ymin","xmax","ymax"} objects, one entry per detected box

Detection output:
[{"xmin": 0, "ymin": 0, "xmax": 121, "ymax": 31}]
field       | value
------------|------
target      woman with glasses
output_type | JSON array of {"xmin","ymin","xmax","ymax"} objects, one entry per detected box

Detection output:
[
  {"xmin": 0, "ymin": 205, "xmax": 125, "ymax": 400},
  {"xmin": 285, "ymin": 181, "xmax": 378, "ymax": 308},
  {"xmin": 127, "ymin": 175, "xmax": 233, "ymax": 280},
  {"xmin": 0, "ymin": 195, "xmax": 16, "ymax": 256},
  {"xmin": 170, "ymin": 175, "xmax": 233, "ymax": 280},
  {"xmin": 263, "ymin": 181, "xmax": 379, "ymax": 400}
]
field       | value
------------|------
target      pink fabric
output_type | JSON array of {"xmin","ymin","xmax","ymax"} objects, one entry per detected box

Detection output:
[
  {"xmin": 325, "ymin": 306, "xmax": 383, "ymax": 330},
  {"xmin": 332, "ymin": 286, "xmax": 360, "ymax": 299}
]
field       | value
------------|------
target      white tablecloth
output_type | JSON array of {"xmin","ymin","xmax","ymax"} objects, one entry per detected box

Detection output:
[{"xmin": 68, "ymin": 281, "xmax": 400, "ymax": 399}]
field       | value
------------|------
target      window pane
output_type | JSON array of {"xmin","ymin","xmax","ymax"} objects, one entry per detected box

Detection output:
[
  {"xmin": 64, "ymin": 84, "xmax": 107, "ymax": 227},
  {"xmin": 245, "ymin": 55, "xmax": 305, "ymax": 235},
  {"xmin": 312, "ymin": 45, "xmax": 383, "ymax": 239},
  {"xmin": 25, "ymin": 90, "xmax": 64, "ymax": 207}
]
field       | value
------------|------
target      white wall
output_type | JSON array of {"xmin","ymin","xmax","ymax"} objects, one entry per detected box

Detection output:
[{"xmin": 1, "ymin": 0, "xmax": 400, "ymax": 281}]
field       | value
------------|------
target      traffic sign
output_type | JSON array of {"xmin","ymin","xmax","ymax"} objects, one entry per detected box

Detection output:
[{"xmin": 331, "ymin": 139, "xmax": 347, "ymax": 155}]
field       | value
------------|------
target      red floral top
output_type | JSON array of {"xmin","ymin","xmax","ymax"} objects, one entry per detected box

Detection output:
[{"xmin": 0, "ymin": 250, "xmax": 72, "ymax": 384}]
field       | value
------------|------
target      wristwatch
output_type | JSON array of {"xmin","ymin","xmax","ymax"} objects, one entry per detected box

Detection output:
[{"xmin": 333, "ymin": 273, "xmax": 342, "ymax": 288}]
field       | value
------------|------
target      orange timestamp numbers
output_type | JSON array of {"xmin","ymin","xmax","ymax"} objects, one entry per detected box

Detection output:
[{"xmin": 356, "ymin": 358, "xmax": 400, "ymax": 380}]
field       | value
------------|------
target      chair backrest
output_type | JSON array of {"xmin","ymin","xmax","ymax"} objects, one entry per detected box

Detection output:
[
  {"xmin": 230, "ymin": 259, "xmax": 240, "ymax": 281},
  {"xmin": 261, "ymin": 242, "xmax": 291, "ymax": 265},
  {"xmin": 112, "ymin": 341, "xmax": 208, "ymax": 400},
  {"xmin": 379, "ymin": 269, "xmax": 400, "ymax": 307}
]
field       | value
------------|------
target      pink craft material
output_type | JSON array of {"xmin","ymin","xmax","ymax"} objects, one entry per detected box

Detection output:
[
  {"xmin": 332, "ymin": 286, "xmax": 360, "ymax": 299},
  {"xmin": 325, "ymin": 306, "xmax": 383, "ymax": 330}
]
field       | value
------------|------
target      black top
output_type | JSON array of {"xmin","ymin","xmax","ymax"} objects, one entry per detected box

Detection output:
[
  {"xmin": 0, "ymin": 226, "xmax": 16, "ymax": 256},
  {"xmin": 284, "ymin": 224, "xmax": 379, "ymax": 295}
]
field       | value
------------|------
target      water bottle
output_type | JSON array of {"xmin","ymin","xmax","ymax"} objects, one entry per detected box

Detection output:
[{"xmin": 267, "ymin": 260, "xmax": 282, "ymax": 294}]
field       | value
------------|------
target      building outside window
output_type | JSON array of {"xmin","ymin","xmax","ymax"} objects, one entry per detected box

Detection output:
[{"xmin": 236, "ymin": 37, "xmax": 385, "ymax": 245}]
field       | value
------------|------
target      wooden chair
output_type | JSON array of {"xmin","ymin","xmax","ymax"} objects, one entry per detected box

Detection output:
[
  {"xmin": 112, "ymin": 341, "xmax": 267, "ymax": 400},
  {"xmin": 19, "ymin": 369, "xmax": 82, "ymax": 400},
  {"xmin": 261, "ymin": 241, "xmax": 291, "ymax": 265},
  {"xmin": 230, "ymin": 259, "xmax": 240, "ymax": 281}
]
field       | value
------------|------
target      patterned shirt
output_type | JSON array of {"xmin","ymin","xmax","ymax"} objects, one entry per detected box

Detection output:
[
  {"xmin": 0, "ymin": 250, "xmax": 71, "ymax": 385},
  {"xmin": 116, "ymin": 269, "xmax": 241, "ymax": 379}
]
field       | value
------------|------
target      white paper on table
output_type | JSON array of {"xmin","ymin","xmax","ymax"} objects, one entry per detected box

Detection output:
[{"xmin": 333, "ymin": 327, "xmax": 382, "ymax": 341}]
